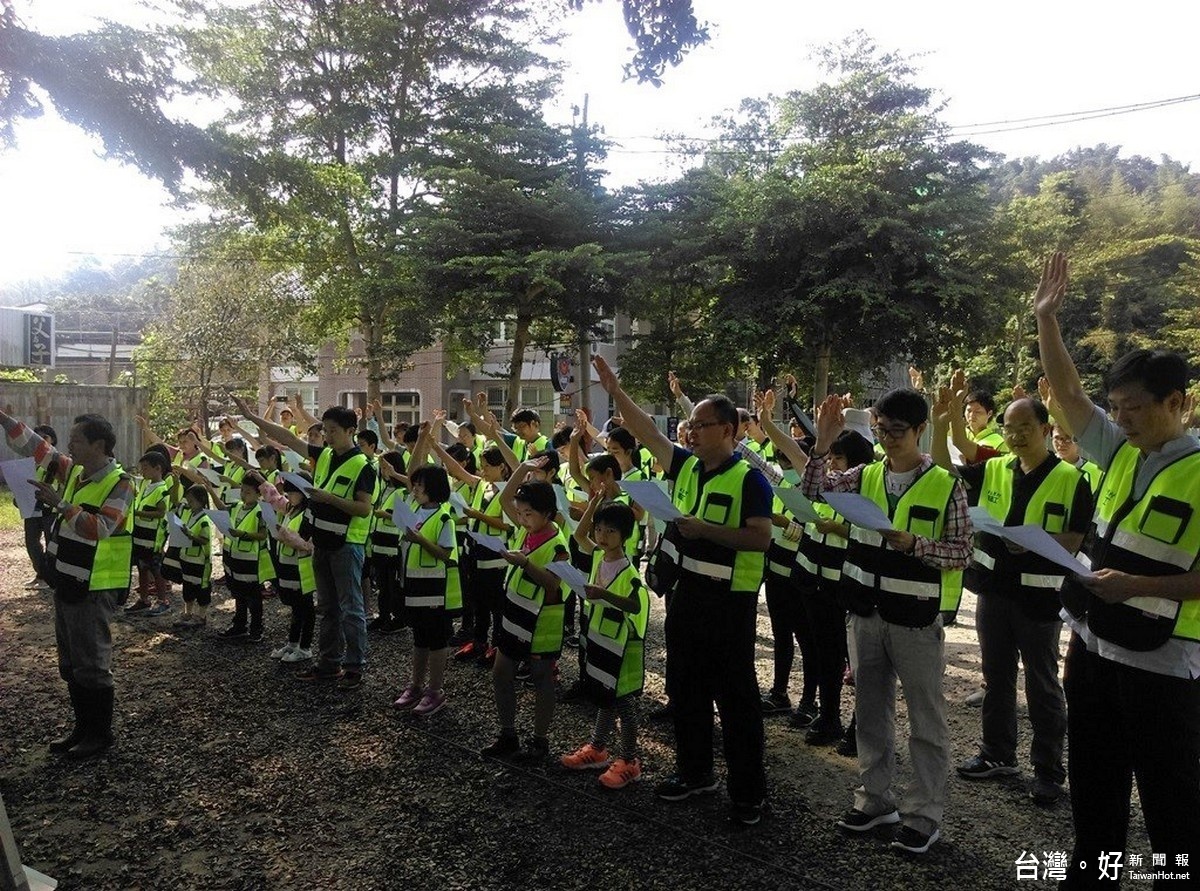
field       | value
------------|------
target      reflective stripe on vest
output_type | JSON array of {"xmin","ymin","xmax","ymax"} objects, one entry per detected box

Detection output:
[
  {"xmin": 275, "ymin": 511, "xmax": 315, "ymax": 595},
  {"xmin": 404, "ymin": 508, "xmax": 462, "ymax": 610},
  {"xmin": 132, "ymin": 479, "xmax": 170, "ymax": 551},
  {"xmin": 796, "ymin": 501, "xmax": 847, "ymax": 583},
  {"xmin": 227, "ymin": 502, "xmax": 275, "ymax": 583},
  {"xmin": 53, "ymin": 462, "xmax": 134, "ymax": 591},
  {"xmin": 502, "ymin": 527, "xmax": 568, "ymax": 653},
  {"xmin": 583, "ymin": 551, "xmax": 648, "ymax": 698},
  {"xmin": 842, "ymin": 462, "xmax": 962, "ymax": 625},
  {"xmin": 307, "ymin": 449, "xmax": 371, "ymax": 544},
  {"xmin": 369, "ymin": 487, "xmax": 401, "ymax": 557},
  {"xmin": 971, "ymin": 456, "xmax": 1083, "ymax": 597},
  {"xmin": 1069, "ymin": 442, "xmax": 1200, "ymax": 649},
  {"xmin": 671, "ymin": 455, "xmax": 765, "ymax": 595},
  {"xmin": 469, "ymin": 481, "xmax": 508, "ymax": 569},
  {"xmin": 179, "ymin": 511, "xmax": 213, "ymax": 587}
]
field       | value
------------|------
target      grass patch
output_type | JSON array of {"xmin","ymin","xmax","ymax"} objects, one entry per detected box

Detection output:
[{"xmin": 0, "ymin": 486, "xmax": 24, "ymax": 530}]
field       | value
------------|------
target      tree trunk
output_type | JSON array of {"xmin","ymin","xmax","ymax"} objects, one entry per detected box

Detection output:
[
  {"xmin": 813, "ymin": 336, "xmax": 832, "ymax": 410},
  {"xmin": 505, "ymin": 313, "xmax": 533, "ymax": 419},
  {"xmin": 577, "ymin": 327, "xmax": 590, "ymax": 417},
  {"xmin": 363, "ymin": 305, "xmax": 383, "ymax": 406}
]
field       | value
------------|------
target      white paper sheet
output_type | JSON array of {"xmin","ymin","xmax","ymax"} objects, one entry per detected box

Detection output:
[
  {"xmin": 391, "ymin": 499, "xmax": 421, "ymax": 531},
  {"xmin": 449, "ymin": 491, "xmax": 469, "ymax": 515},
  {"xmin": 283, "ymin": 449, "xmax": 306, "ymax": 472},
  {"xmin": 546, "ymin": 559, "xmax": 590, "ymax": 596},
  {"xmin": 259, "ymin": 501, "xmax": 277, "ymax": 531},
  {"xmin": 820, "ymin": 492, "xmax": 894, "ymax": 532},
  {"xmin": 989, "ymin": 523, "xmax": 1094, "ymax": 577},
  {"xmin": 281, "ymin": 472, "xmax": 313, "ymax": 494},
  {"xmin": 0, "ymin": 457, "xmax": 39, "ymax": 519},
  {"xmin": 197, "ymin": 467, "xmax": 222, "ymax": 487},
  {"xmin": 467, "ymin": 529, "xmax": 508, "ymax": 554},
  {"xmin": 554, "ymin": 485, "xmax": 577, "ymax": 531},
  {"xmin": 205, "ymin": 509, "xmax": 232, "ymax": 537},
  {"xmin": 619, "ymin": 479, "xmax": 683, "ymax": 521},
  {"xmin": 968, "ymin": 505, "xmax": 1004, "ymax": 533},
  {"xmin": 167, "ymin": 513, "xmax": 191, "ymax": 548},
  {"xmin": 772, "ymin": 485, "xmax": 821, "ymax": 523}
]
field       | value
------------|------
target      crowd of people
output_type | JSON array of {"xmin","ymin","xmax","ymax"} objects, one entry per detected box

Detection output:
[{"xmin": 4, "ymin": 253, "xmax": 1197, "ymax": 881}]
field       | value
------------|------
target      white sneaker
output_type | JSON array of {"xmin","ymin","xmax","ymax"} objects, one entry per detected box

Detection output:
[
  {"xmin": 23, "ymin": 578, "xmax": 41, "ymax": 589},
  {"xmin": 269, "ymin": 643, "xmax": 296, "ymax": 659},
  {"xmin": 281, "ymin": 647, "xmax": 312, "ymax": 663}
]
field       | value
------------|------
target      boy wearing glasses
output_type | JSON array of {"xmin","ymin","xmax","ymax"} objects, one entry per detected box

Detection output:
[
  {"xmin": 802, "ymin": 388, "xmax": 972, "ymax": 855},
  {"xmin": 932, "ymin": 397, "xmax": 1092, "ymax": 806}
]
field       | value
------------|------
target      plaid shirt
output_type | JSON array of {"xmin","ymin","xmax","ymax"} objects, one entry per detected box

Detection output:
[{"xmin": 800, "ymin": 451, "xmax": 973, "ymax": 570}]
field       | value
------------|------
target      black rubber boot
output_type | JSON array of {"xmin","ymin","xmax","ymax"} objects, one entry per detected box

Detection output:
[
  {"xmin": 66, "ymin": 687, "xmax": 115, "ymax": 761},
  {"xmin": 48, "ymin": 682, "xmax": 86, "ymax": 755}
]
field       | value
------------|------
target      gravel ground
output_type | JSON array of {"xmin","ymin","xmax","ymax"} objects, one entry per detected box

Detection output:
[{"xmin": 0, "ymin": 528, "xmax": 1154, "ymax": 890}]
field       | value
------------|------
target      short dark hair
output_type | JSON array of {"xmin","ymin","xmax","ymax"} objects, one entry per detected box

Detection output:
[
  {"xmin": 280, "ymin": 473, "xmax": 312, "ymax": 500},
  {"xmin": 356, "ymin": 429, "xmax": 379, "ymax": 449},
  {"xmin": 73, "ymin": 414, "xmax": 116, "ymax": 456},
  {"xmin": 459, "ymin": 421, "xmax": 477, "ymax": 436},
  {"xmin": 513, "ymin": 480, "xmax": 557, "ymax": 517},
  {"xmin": 594, "ymin": 501, "xmax": 636, "ymax": 539},
  {"xmin": 410, "ymin": 465, "xmax": 450, "ymax": 503},
  {"xmin": 737, "ymin": 407, "xmax": 752, "ymax": 424},
  {"xmin": 586, "ymin": 453, "xmax": 622, "ymax": 480},
  {"xmin": 830, "ymin": 430, "xmax": 876, "ymax": 468},
  {"xmin": 965, "ymin": 389, "xmax": 996, "ymax": 415},
  {"xmin": 256, "ymin": 444, "xmax": 281, "ymax": 464},
  {"xmin": 699, "ymin": 395, "xmax": 740, "ymax": 430},
  {"xmin": 308, "ymin": 423, "xmax": 324, "ymax": 435},
  {"xmin": 33, "ymin": 424, "xmax": 56, "ymax": 446},
  {"xmin": 1105, "ymin": 348, "xmax": 1189, "ymax": 402},
  {"xmin": 607, "ymin": 426, "xmax": 636, "ymax": 454},
  {"xmin": 551, "ymin": 427, "xmax": 573, "ymax": 449},
  {"xmin": 511, "ymin": 408, "xmax": 541, "ymax": 426},
  {"xmin": 224, "ymin": 436, "xmax": 247, "ymax": 456},
  {"xmin": 402, "ymin": 425, "xmax": 420, "ymax": 445},
  {"xmin": 138, "ymin": 451, "xmax": 172, "ymax": 476},
  {"xmin": 146, "ymin": 443, "xmax": 171, "ymax": 462},
  {"xmin": 243, "ymin": 471, "xmax": 266, "ymax": 490},
  {"xmin": 480, "ymin": 446, "xmax": 510, "ymax": 477},
  {"xmin": 446, "ymin": 442, "xmax": 476, "ymax": 474},
  {"xmin": 873, "ymin": 389, "xmax": 928, "ymax": 428},
  {"xmin": 321, "ymin": 406, "xmax": 358, "ymax": 431},
  {"xmin": 532, "ymin": 448, "xmax": 560, "ymax": 474},
  {"xmin": 381, "ymin": 451, "xmax": 406, "ymax": 474},
  {"xmin": 185, "ymin": 484, "xmax": 210, "ymax": 508}
]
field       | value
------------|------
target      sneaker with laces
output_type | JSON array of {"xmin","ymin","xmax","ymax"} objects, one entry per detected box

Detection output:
[
  {"xmin": 510, "ymin": 735, "xmax": 550, "ymax": 764},
  {"xmin": 480, "ymin": 733, "xmax": 520, "ymax": 758},
  {"xmin": 1029, "ymin": 776, "xmax": 1065, "ymax": 806},
  {"xmin": 336, "ymin": 671, "xmax": 363, "ymax": 691},
  {"xmin": 514, "ymin": 661, "xmax": 532, "ymax": 681},
  {"xmin": 598, "ymin": 757, "xmax": 642, "ymax": 789},
  {"xmin": 146, "ymin": 602, "xmax": 172, "ymax": 617},
  {"xmin": 655, "ymin": 773, "xmax": 719, "ymax": 801},
  {"xmin": 281, "ymin": 647, "xmax": 312, "ymax": 663},
  {"xmin": 247, "ymin": 629, "xmax": 264, "ymax": 643},
  {"xmin": 413, "ymin": 689, "xmax": 446, "ymax": 716},
  {"xmin": 761, "ymin": 690, "xmax": 792, "ymax": 715},
  {"xmin": 788, "ymin": 702, "xmax": 820, "ymax": 729},
  {"xmin": 891, "ymin": 825, "xmax": 940, "ymax": 854},
  {"xmin": 560, "ymin": 743, "xmax": 610, "ymax": 771},
  {"xmin": 392, "ymin": 683, "xmax": 424, "ymax": 710},
  {"xmin": 835, "ymin": 808, "xmax": 900, "ymax": 832},
  {"xmin": 728, "ymin": 798, "xmax": 765, "ymax": 826},
  {"xmin": 270, "ymin": 643, "xmax": 296, "ymax": 659},
  {"xmin": 219, "ymin": 625, "xmax": 249, "ymax": 639},
  {"xmin": 964, "ymin": 687, "xmax": 985, "ymax": 707},
  {"xmin": 956, "ymin": 754, "xmax": 1019, "ymax": 780}
]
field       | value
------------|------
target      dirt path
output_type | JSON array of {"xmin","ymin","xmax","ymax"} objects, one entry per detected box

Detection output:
[{"xmin": 0, "ymin": 529, "xmax": 1150, "ymax": 889}]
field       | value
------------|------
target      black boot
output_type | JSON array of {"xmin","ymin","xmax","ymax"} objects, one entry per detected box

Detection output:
[
  {"xmin": 67, "ymin": 687, "xmax": 115, "ymax": 761},
  {"xmin": 48, "ymin": 682, "xmax": 86, "ymax": 755}
]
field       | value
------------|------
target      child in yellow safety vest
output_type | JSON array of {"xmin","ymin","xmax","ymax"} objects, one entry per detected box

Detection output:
[
  {"xmin": 481, "ymin": 466, "xmax": 570, "ymax": 762},
  {"xmin": 216, "ymin": 472, "xmax": 275, "ymax": 643},
  {"xmin": 173, "ymin": 484, "xmax": 214, "ymax": 628},
  {"xmin": 391, "ymin": 465, "xmax": 462, "ymax": 718},
  {"xmin": 271, "ymin": 476, "xmax": 316, "ymax": 662},
  {"xmin": 128, "ymin": 451, "xmax": 174, "ymax": 616},
  {"xmin": 561, "ymin": 497, "xmax": 649, "ymax": 789}
]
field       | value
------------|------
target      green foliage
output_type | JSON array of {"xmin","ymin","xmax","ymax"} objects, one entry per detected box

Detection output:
[
  {"xmin": 569, "ymin": 0, "xmax": 709, "ymax": 85},
  {"xmin": 0, "ymin": 367, "xmax": 39, "ymax": 382}
]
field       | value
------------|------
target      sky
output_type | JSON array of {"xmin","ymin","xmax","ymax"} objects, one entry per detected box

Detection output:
[{"xmin": 1, "ymin": 0, "xmax": 1198, "ymax": 289}]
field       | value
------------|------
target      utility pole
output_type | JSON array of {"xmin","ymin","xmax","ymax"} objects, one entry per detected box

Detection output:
[{"xmin": 573, "ymin": 94, "xmax": 593, "ymax": 420}]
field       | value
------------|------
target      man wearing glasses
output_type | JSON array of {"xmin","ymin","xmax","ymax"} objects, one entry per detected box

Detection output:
[
  {"xmin": 592, "ymin": 356, "xmax": 773, "ymax": 827},
  {"xmin": 802, "ymin": 388, "xmax": 972, "ymax": 855},
  {"xmin": 931, "ymin": 397, "xmax": 1092, "ymax": 807}
]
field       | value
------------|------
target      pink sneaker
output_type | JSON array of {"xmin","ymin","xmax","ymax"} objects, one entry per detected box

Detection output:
[
  {"xmin": 598, "ymin": 757, "xmax": 642, "ymax": 789},
  {"xmin": 560, "ymin": 743, "xmax": 610, "ymax": 771},
  {"xmin": 413, "ymin": 689, "xmax": 446, "ymax": 717},
  {"xmin": 392, "ymin": 683, "xmax": 423, "ymax": 710}
]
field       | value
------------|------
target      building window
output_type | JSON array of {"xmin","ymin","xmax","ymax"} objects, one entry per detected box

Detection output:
[
  {"xmin": 496, "ymin": 315, "xmax": 517, "ymax": 344},
  {"xmin": 381, "ymin": 391, "xmax": 421, "ymax": 428},
  {"xmin": 485, "ymin": 386, "xmax": 508, "ymax": 410},
  {"xmin": 520, "ymin": 384, "xmax": 556, "ymax": 418},
  {"xmin": 595, "ymin": 315, "xmax": 617, "ymax": 345}
]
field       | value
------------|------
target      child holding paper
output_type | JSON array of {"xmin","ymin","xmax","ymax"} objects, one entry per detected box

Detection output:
[
  {"xmin": 561, "ymin": 497, "xmax": 649, "ymax": 789},
  {"xmin": 480, "ymin": 465, "xmax": 570, "ymax": 761},
  {"xmin": 218, "ymin": 472, "xmax": 276, "ymax": 642},
  {"xmin": 128, "ymin": 451, "xmax": 174, "ymax": 616},
  {"xmin": 175, "ymin": 485, "xmax": 214, "ymax": 627},
  {"xmin": 272, "ymin": 476, "xmax": 316, "ymax": 661}
]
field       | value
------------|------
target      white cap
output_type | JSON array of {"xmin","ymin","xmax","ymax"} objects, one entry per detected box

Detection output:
[{"xmin": 843, "ymin": 408, "xmax": 875, "ymax": 443}]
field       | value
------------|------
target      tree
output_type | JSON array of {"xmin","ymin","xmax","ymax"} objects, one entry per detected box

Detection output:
[
  {"xmin": 568, "ymin": 0, "xmax": 709, "ymax": 84},
  {"xmin": 702, "ymin": 34, "xmax": 997, "ymax": 404}
]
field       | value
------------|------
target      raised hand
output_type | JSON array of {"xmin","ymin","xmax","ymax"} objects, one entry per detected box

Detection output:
[
  {"xmin": 815, "ymin": 394, "xmax": 846, "ymax": 448},
  {"xmin": 1011, "ymin": 384, "xmax": 1027, "ymax": 401},
  {"xmin": 667, "ymin": 370, "xmax": 683, "ymax": 398},
  {"xmin": 231, "ymin": 395, "xmax": 260, "ymax": 421},
  {"xmin": 932, "ymin": 387, "xmax": 953, "ymax": 426},
  {"xmin": 593, "ymin": 356, "xmax": 619, "ymax": 395},
  {"xmin": 1033, "ymin": 252, "xmax": 1069, "ymax": 319},
  {"xmin": 753, "ymin": 388, "xmax": 776, "ymax": 419},
  {"xmin": 908, "ymin": 365, "xmax": 925, "ymax": 392}
]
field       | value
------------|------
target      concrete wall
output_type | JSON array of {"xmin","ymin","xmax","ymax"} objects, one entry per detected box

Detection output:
[{"xmin": 0, "ymin": 383, "xmax": 147, "ymax": 468}]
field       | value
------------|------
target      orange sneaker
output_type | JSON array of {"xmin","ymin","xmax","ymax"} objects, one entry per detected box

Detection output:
[
  {"xmin": 560, "ymin": 743, "xmax": 610, "ymax": 771},
  {"xmin": 598, "ymin": 757, "xmax": 642, "ymax": 789}
]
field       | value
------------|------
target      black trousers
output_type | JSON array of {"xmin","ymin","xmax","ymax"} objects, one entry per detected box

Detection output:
[
  {"xmin": 24, "ymin": 514, "xmax": 49, "ymax": 578},
  {"xmin": 666, "ymin": 587, "xmax": 766, "ymax": 804},
  {"xmin": 372, "ymin": 555, "xmax": 405, "ymax": 625},
  {"xmin": 801, "ymin": 583, "xmax": 849, "ymax": 724},
  {"xmin": 764, "ymin": 572, "xmax": 816, "ymax": 703},
  {"xmin": 1063, "ymin": 633, "xmax": 1200, "ymax": 888}
]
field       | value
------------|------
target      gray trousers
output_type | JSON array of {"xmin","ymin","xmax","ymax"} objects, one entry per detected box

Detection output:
[
  {"xmin": 313, "ymin": 543, "xmax": 368, "ymax": 672},
  {"xmin": 55, "ymin": 590, "xmax": 118, "ymax": 689},
  {"xmin": 851, "ymin": 611, "xmax": 948, "ymax": 835},
  {"xmin": 977, "ymin": 592, "xmax": 1066, "ymax": 784}
]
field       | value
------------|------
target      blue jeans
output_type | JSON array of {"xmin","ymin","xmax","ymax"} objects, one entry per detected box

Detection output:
[{"xmin": 312, "ymin": 543, "xmax": 367, "ymax": 672}]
